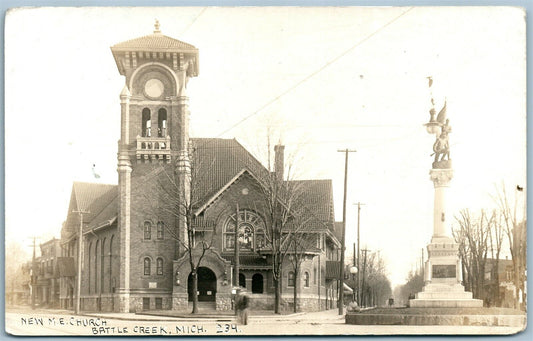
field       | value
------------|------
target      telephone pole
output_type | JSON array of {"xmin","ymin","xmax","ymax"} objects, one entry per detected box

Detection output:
[
  {"xmin": 73, "ymin": 209, "xmax": 89, "ymax": 315},
  {"xmin": 336, "ymin": 148, "xmax": 357, "ymax": 315},
  {"xmin": 353, "ymin": 202, "xmax": 365, "ymax": 306},
  {"xmin": 361, "ymin": 248, "xmax": 371, "ymax": 307}
]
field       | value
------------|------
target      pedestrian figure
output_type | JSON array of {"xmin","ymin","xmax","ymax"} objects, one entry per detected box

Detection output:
[{"xmin": 236, "ymin": 292, "xmax": 249, "ymax": 325}]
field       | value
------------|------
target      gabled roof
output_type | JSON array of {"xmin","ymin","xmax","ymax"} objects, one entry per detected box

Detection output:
[
  {"xmin": 62, "ymin": 182, "xmax": 117, "ymax": 238},
  {"xmin": 191, "ymin": 138, "xmax": 336, "ymax": 234},
  {"xmin": 194, "ymin": 168, "xmax": 258, "ymax": 216},
  {"xmin": 191, "ymin": 138, "xmax": 268, "ymax": 205}
]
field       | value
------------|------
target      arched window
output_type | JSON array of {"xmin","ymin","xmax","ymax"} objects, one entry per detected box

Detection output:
[
  {"xmin": 252, "ymin": 273, "xmax": 264, "ymax": 293},
  {"xmin": 288, "ymin": 271, "xmax": 295, "ymax": 287},
  {"xmin": 101, "ymin": 238, "xmax": 106, "ymax": 293},
  {"xmin": 88, "ymin": 242, "xmax": 92, "ymax": 294},
  {"xmin": 157, "ymin": 221, "xmax": 164, "ymax": 240},
  {"xmin": 95, "ymin": 240, "xmax": 100, "ymax": 293},
  {"xmin": 156, "ymin": 258, "xmax": 163, "ymax": 275},
  {"xmin": 304, "ymin": 272, "xmax": 310, "ymax": 287},
  {"xmin": 109, "ymin": 235, "xmax": 114, "ymax": 293},
  {"xmin": 158, "ymin": 108, "xmax": 167, "ymax": 137},
  {"xmin": 223, "ymin": 210, "xmax": 266, "ymax": 251},
  {"xmin": 239, "ymin": 273, "xmax": 246, "ymax": 288},
  {"xmin": 144, "ymin": 258, "xmax": 151, "ymax": 276},
  {"xmin": 144, "ymin": 221, "xmax": 152, "ymax": 240},
  {"xmin": 142, "ymin": 108, "xmax": 151, "ymax": 137}
]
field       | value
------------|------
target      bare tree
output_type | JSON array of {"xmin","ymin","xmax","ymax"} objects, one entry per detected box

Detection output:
[
  {"xmin": 257, "ymin": 170, "xmax": 303, "ymax": 313},
  {"xmin": 5, "ymin": 240, "xmax": 31, "ymax": 306},
  {"xmin": 453, "ymin": 209, "xmax": 491, "ymax": 300},
  {"xmin": 493, "ymin": 183, "xmax": 527, "ymax": 309},
  {"xmin": 398, "ymin": 270, "xmax": 424, "ymax": 306},
  {"xmin": 142, "ymin": 146, "xmax": 216, "ymax": 314},
  {"xmin": 360, "ymin": 252, "xmax": 392, "ymax": 307},
  {"xmin": 487, "ymin": 209, "xmax": 505, "ymax": 306},
  {"xmin": 285, "ymin": 205, "xmax": 319, "ymax": 313}
]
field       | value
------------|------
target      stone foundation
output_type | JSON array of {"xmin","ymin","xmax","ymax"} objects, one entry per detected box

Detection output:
[
  {"xmin": 216, "ymin": 294, "xmax": 232, "ymax": 311},
  {"xmin": 246, "ymin": 295, "xmax": 324, "ymax": 312},
  {"xmin": 172, "ymin": 294, "xmax": 188, "ymax": 311}
]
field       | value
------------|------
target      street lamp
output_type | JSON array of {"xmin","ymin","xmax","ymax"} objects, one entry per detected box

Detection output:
[{"xmin": 349, "ymin": 266, "xmax": 358, "ymax": 303}]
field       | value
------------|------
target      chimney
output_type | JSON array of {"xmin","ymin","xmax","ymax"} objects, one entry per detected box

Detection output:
[{"xmin": 274, "ymin": 144, "xmax": 285, "ymax": 181}]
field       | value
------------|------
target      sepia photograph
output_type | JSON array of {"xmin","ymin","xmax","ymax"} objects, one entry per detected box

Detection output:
[{"xmin": 4, "ymin": 6, "xmax": 527, "ymax": 336}]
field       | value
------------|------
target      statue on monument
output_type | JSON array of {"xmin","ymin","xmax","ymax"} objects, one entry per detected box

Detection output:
[{"xmin": 429, "ymin": 101, "xmax": 452, "ymax": 169}]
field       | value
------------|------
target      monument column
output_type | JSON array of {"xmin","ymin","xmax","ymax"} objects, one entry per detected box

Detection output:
[
  {"xmin": 430, "ymin": 168, "xmax": 453, "ymax": 241},
  {"xmin": 409, "ymin": 80, "xmax": 482, "ymax": 308}
]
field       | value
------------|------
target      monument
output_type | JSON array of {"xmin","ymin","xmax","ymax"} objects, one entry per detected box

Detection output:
[{"xmin": 409, "ymin": 79, "xmax": 483, "ymax": 308}]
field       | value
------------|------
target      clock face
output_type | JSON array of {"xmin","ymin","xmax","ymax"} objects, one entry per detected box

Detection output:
[{"xmin": 144, "ymin": 78, "xmax": 164, "ymax": 98}]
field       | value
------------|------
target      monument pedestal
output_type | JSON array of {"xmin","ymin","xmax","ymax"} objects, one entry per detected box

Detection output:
[
  {"xmin": 409, "ymin": 167, "xmax": 482, "ymax": 308},
  {"xmin": 410, "ymin": 238, "xmax": 482, "ymax": 307}
]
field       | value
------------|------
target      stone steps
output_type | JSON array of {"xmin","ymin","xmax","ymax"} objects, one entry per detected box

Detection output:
[
  {"xmin": 409, "ymin": 299, "xmax": 483, "ymax": 308},
  {"xmin": 416, "ymin": 291, "xmax": 474, "ymax": 299}
]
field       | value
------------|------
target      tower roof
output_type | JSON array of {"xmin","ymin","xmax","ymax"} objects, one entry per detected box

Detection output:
[
  {"xmin": 111, "ymin": 33, "xmax": 197, "ymax": 52},
  {"xmin": 112, "ymin": 19, "xmax": 197, "ymax": 52},
  {"xmin": 111, "ymin": 20, "xmax": 199, "ymax": 76}
]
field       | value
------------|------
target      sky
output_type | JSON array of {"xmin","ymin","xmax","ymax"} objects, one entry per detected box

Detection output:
[{"xmin": 4, "ymin": 6, "xmax": 526, "ymax": 287}]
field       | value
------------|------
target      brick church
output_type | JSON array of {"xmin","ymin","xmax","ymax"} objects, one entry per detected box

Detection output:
[{"xmin": 59, "ymin": 23, "xmax": 341, "ymax": 313}]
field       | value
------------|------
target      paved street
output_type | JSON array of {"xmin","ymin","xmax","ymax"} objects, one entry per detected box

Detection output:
[{"xmin": 5, "ymin": 307, "xmax": 522, "ymax": 336}]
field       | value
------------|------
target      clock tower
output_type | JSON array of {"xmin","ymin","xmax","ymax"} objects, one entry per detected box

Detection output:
[{"xmin": 111, "ymin": 21, "xmax": 199, "ymax": 312}]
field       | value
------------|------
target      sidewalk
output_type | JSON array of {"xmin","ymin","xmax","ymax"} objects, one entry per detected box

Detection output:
[
  {"xmin": 82, "ymin": 308, "xmax": 343, "ymax": 323},
  {"xmin": 7, "ymin": 305, "xmax": 344, "ymax": 323}
]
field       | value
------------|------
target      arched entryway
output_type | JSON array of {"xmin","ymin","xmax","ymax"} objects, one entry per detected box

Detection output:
[
  {"xmin": 252, "ymin": 273, "xmax": 264, "ymax": 293},
  {"xmin": 188, "ymin": 267, "xmax": 217, "ymax": 302}
]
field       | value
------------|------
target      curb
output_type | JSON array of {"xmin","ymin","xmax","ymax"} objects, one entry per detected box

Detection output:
[{"xmin": 81, "ymin": 311, "xmax": 307, "ymax": 322}]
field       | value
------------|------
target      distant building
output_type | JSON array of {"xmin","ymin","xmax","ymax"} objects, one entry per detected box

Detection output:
[
  {"xmin": 58, "ymin": 23, "xmax": 341, "ymax": 313},
  {"xmin": 33, "ymin": 238, "xmax": 61, "ymax": 307},
  {"xmin": 483, "ymin": 258, "xmax": 517, "ymax": 308}
]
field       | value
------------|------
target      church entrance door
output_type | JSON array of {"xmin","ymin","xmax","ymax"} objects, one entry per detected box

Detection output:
[{"xmin": 188, "ymin": 267, "xmax": 217, "ymax": 302}]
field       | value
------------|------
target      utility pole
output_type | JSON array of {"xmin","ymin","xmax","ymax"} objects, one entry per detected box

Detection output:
[
  {"xmin": 361, "ymin": 248, "xmax": 370, "ymax": 307},
  {"xmin": 73, "ymin": 209, "xmax": 89, "ymax": 315},
  {"xmin": 31, "ymin": 237, "xmax": 36, "ymax": 310},
  {"xmin": 337, "ymin": 148, "xmax": 356, "ymax": 315},
  {"xmin": 352, "ymin": 242, "xmax": 356, "ymax": 302},
  {"xmin": 353, "ymin": 202, "xmax": 365, "ymax": 306}
]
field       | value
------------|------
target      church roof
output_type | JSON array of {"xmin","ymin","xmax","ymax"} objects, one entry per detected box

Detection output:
[
  {"xmin": 60, "ymin": 139, "xmax": 336, "ymax": 239},
  {"xmin": 111, "ymin": 33, "xmax": 197, "ymax": 52},
  {"xmin": 191, "ymin": 138, "xmax": 336, "ymax": 233},
  {"xmin": 333, "ymin": 221, "xmax": 343, "ymax": 241},
  {"xmin": 191, "ymin": 138, "xmax": 268, "ymax": 205},
  {"xmin": 62, "ymin": 182, "xmax": 117, "ymax": 238},
  {"xmin": 292, "ymin": 179, "xmax": 335, "ymax": 231}
]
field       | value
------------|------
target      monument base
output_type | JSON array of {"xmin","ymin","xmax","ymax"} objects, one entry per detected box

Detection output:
[
  {"xmin": 410, "ymin": 239, "xmax": 482, "ymax": 308},
  {"xmin": 410, "ymin": 283, "xmax": 483, "ymax": 308}
]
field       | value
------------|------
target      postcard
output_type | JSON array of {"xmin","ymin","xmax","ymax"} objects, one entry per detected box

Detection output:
[{"xmin": 4, "ymin": 6, "xmax": 526, "ymax": 336}]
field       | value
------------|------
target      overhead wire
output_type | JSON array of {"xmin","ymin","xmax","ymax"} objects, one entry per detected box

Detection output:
[{"xmin": 211, "ymin": 7, "xmax": 415, "ymax": 140}]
